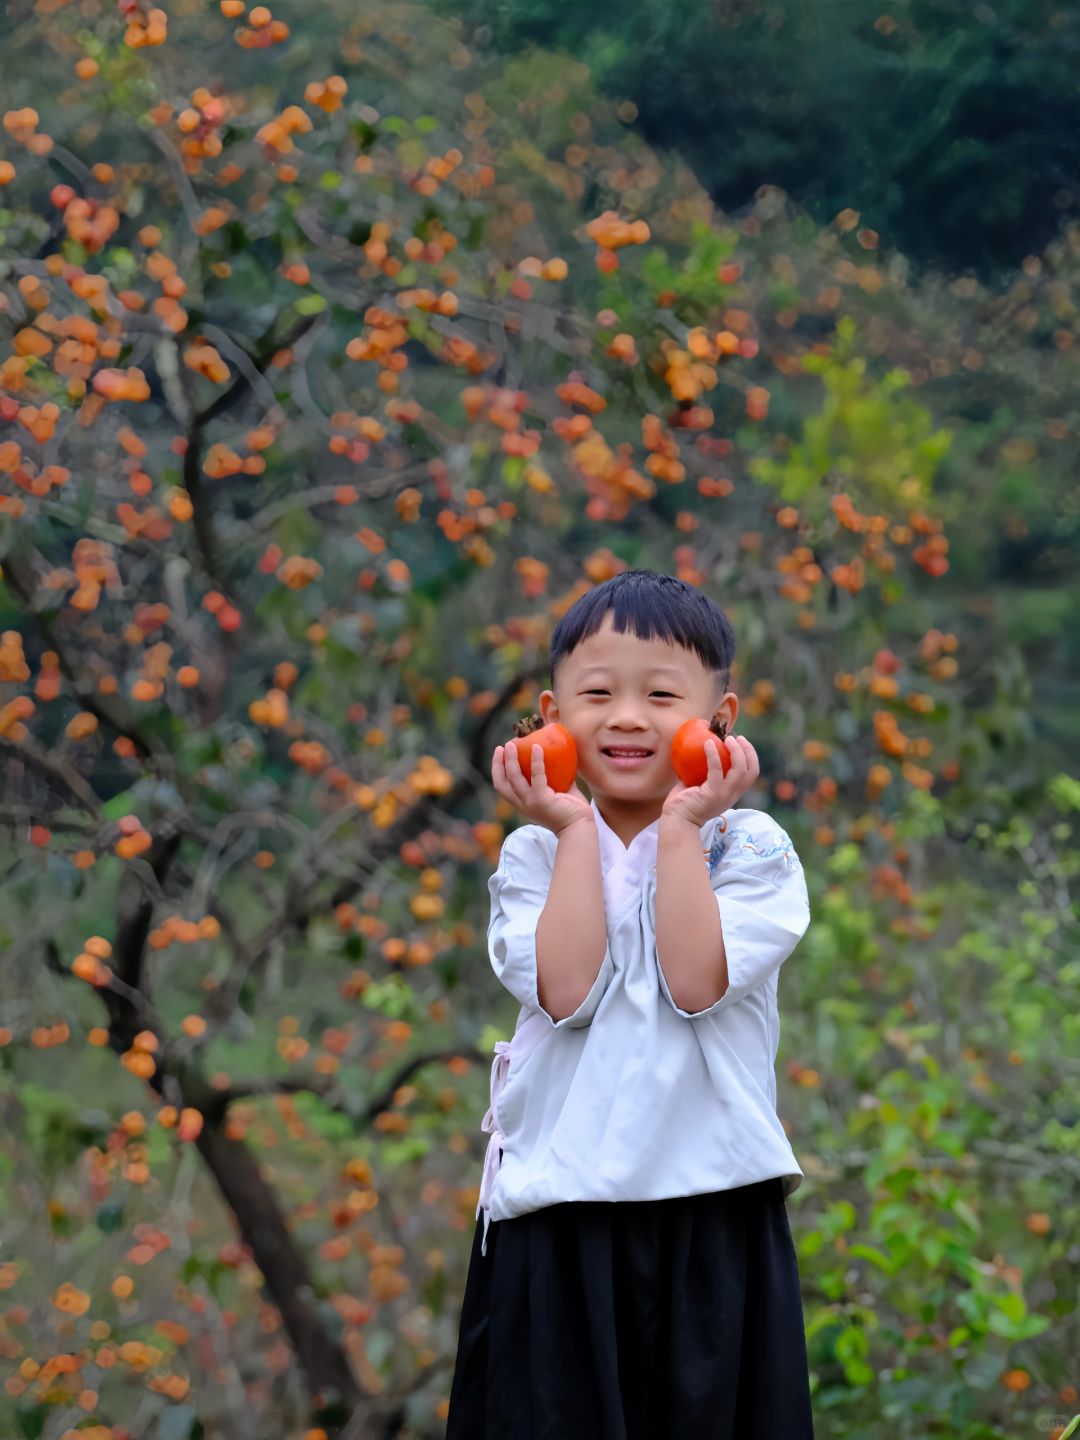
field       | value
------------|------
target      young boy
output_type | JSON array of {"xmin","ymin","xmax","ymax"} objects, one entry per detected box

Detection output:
[{"xmin": 447, "ymin": 568, "xmax": 816, "ymax": 1439}]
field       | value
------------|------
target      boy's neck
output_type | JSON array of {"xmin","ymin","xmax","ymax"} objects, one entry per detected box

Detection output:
[{"xmin": 591, "ymin": 797, "xmax": 664, "ymax": 851}]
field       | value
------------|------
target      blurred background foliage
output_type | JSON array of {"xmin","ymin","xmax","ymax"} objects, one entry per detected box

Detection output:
[
  {"xmin": 0, "ymin": 1, "xmax": 1077, "ymax": 1438},
  {"xmin": 438, "ymin": 0, "xmax": 1080, "ymax": 281}
]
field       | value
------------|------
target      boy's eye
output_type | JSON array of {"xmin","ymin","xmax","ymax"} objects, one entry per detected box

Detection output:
[{"xmin": 584, "ymin": 690, "xmax": 677, "ymax": 698}]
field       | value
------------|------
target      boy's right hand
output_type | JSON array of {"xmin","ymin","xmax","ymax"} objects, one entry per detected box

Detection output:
[{"xmin": 492, "ymin": 743, "xmax": 595, "ymax": 836}]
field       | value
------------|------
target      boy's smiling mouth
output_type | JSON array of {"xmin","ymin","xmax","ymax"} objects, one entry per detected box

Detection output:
[{"xmin": 602, "ymin": 746, "xmax": 655, "ymax": 767}]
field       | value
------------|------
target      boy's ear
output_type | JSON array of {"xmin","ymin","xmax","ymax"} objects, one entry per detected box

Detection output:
[{"xmin": 538, "ymin": 689, "xmax": 558, "ymax": 724}]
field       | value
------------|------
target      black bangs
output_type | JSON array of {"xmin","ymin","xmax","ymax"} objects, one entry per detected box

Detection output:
[{"xmin": 550, "ymin": 569, "xmax": 736, "ymax": 697}]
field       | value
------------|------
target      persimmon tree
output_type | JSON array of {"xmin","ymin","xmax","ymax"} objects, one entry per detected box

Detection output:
[{"xmin": 0, "ymin": 2, "xmax": 1078, "ymax": 1438}]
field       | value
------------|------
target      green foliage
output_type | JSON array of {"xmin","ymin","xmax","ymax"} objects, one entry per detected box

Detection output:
[{"xmin": 751, "ymin": 318, "xmax": 953, "ymax": 508}]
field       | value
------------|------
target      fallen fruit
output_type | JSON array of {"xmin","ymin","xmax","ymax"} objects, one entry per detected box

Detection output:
[
  {"xmin": 508, "ymin": 713, "xmax": 578, "ymax": 793},
  {"xmin": 671, "ymin": 715, "xmax": 732, "ymax": 787}
]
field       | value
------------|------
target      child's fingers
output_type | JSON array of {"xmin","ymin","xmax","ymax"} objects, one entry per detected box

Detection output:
[
  {"xmin": 504, "ymin": 741, "xmax": 546, "ymax": 800},
  {"xmin": 708, "ymin": 736, "xmax": 740, "ymax": 775},
  {"xmin": 740, "ymin": 737, "xmax": 760, "ymax": 782},
  {"xmin": 503, "ymin": 743, "xmax": 526, "ymax": 792},
  {"xmin": 492, "ymin": 745, "xmax": 514, "ymax": 802},
  {"xmin": 730, "ymin": 736, "xmax": 755, "ymax": 766},
  {"xmin": 495, "ymin": 745, "xmax": 524, "ymax": 797}
]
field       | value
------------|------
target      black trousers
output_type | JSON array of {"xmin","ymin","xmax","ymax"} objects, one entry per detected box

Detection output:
[{"xmin": 446, "ymin": 1177, "xmax": 815, "ymax": 1439}]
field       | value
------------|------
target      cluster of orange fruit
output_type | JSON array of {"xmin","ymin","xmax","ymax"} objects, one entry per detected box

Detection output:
[
  {"xmin": 119, "ymin": 0, "xmax": 167, "ymax": 47},
  {"xmin": 289, "ymin": 739, "xmax": 333, "ymax": 775},
  {"xmin": 403, "ymin": 219, "xmax": 460, "ymax": 268},
  {"xmin": 65, "ymin": 537, "xmax": 118, "ymax": 612},
  {"xmin": 276, "ymin": 555, "xmax": 323, "ymax": 589},
  {"xmin": 517, "ymin": 255, "xmax": 569, "ymax": 284},
  {"xmin": 776, "ymin": 545, "xmax": 824, "ymax": 606},
  {"xmin": 255, "ymin": 104, "xmax": 312, "ymax": 157},
  {"xmin": 227, "ymin": 2, "xmax": 291, "ymax": 47},
  {"xmin": 406, "ymin": 147, "xmax": 467, "ymax": 199},
  {"xmin": 911, "ymin": 531, "xmax": 949, "ymax": 577},
  {"xmin": 202, "ymin": 589, "xmax": 242, "ymax": 632},
  {"xmin": 114, "ymin": 815, "xmax": 152, "ymax": 860},
  {"xmin": 557, "ymin": 379, "xmax": 606, "ymax": 413},
  {"xmin": 304, "ymin": 75, "xmax": 348, "ymax": 112},
  {"xmin": 183, "ymin": 341, "xmax": 229, "ymax": 383},
  {"xmin": 10, "ymin": 399, "xmax": 61, "ymax": 444},
  {"xmin": 1, "ymin": 693, "xmax": 37, "ymax": 742},
  {"xmin": 0, "ymin": 631, "xmax": 29, "ymax": 684},
  {"xmin": 3, "ymin": 106, "xmax": 50, "ymax": 157},
  {"xmin": 62, "ymin": 194, "xmax": 120, "ymax": 254},
  {"xmin": 345, "ymin": 302, "xmax": 409, "ymax": 393},
  {"xmin": 119, "ymin": 1029, "xmax": 158, "ymax": 1081},
  {"xmin": 114, "ymin": 500, "xmax": 173, "ymax": 543},
  {"xmin": 873, "ymin": 709, "xmax": 919, "ymax": 761},
  {"xmin": 202, "ymin": 441, "xmax": 261, "ymax": 479},
  {"xmin": 571, "ymin": 429, "xmax": 651, "ymax": 523},
  {"xmin": 249, "ymin": 687, "xmax": 290, "ymax": 728},
  {"xmin": 91, "ymin": 367, "xmax": 151, "ymax": 402},
  {"xmin": 585, "ymin": 209, "xmax": 651, "ymax": 273},
  {"xmin": 176, "ymin": 91, "xmax": 228, "ymax": 170},
  {"xmin": 458, "ymin": 383, "xmax": 538, "ymax": 455},
  {"xmin": 65, "ymin": 712, "xmax": 99, "ymax": 742},
  {"xmin": 397, "ymin": 286, "xmax": 459, "ymax": 317},
  {"xmin": 158, "ymin": 1107, "xmax": 205, "ymax": 1142},
  {"xmin": 146, "ymin": 914, "xmax": 220, "ymax": 952},
  {"xmin": 71, "ymin": 935, "xmax": 113, "ymax": 986}
]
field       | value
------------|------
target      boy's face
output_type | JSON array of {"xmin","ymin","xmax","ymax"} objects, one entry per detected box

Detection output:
[{"xmin": 537, "ymin": 610, "xmax": 739, "ymax": 831}]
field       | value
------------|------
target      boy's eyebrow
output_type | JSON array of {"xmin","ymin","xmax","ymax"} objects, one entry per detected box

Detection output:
[{"xmin": 578, "ymin": 666, "xmax": 685, "ymax": 678}]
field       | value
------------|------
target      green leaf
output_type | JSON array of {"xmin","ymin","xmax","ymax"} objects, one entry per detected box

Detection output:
[
  {"xmin": 951, "ymin": 1199, "xmax": 981, "ymax": 1234},
  {"xmin": 102, "ymin": 789, "xmax": 137, "ymax": 821},
  {"xmin": 16, "ymin": 1404, "xmax": 46, "ymax": 1439},
  {"xmin": 849, "ymin": 1242, "xmax": 897, "ymax": 1274},
  {"xmin": 381, "ymin": 1135, "xmax": 432, "ymax": 1166},
  {"xmin": 995, "ymin": 1293, "xmax": 1026, "ymax": 1323},
  {"xmin": 294, "ymin": 293, "xmax": 328, "ymax": 315},
  {"xmin": 921, "ymin": 1236, "xmax": 945, "ymax": 1268}
]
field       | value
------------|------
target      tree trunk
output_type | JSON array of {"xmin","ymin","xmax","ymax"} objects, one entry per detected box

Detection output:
[{"xmin": 195, "ymin": 1121, "xmax": 362, "ymax": 1416}]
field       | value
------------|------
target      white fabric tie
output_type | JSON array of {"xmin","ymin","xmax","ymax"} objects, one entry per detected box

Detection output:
[{"xmin": 476, "ymin": 1039, "xmax": 513, "ymax": 1257}]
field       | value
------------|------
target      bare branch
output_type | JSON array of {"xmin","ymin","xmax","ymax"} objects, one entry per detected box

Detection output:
[{"xmin": 0, "ymin": 735, "xmax": 103, "ymax": 815}]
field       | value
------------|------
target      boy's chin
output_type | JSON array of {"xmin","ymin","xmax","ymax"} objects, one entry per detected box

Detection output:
[{"xmin": 580, "ymin": 777, "xmax": 678, "ymax": 801}]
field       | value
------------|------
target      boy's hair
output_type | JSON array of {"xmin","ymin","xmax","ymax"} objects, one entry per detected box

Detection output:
[{"xmin": 550, "ymin": 570, "xmax": 736, "ymax": 702}]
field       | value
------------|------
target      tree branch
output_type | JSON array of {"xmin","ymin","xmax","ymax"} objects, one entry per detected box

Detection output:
[
  {"xmin": 204, "ymin": 1047, "xmax": 489, "ymax": 1125},
  {"xmin": 0, "ymin": 734, "xmax": 103, "ymax": 816}
]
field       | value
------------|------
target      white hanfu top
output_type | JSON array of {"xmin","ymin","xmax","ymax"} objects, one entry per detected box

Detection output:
[{"xmin": 476, "ymin": 798, "xmax": 811, "ymax": 1255}]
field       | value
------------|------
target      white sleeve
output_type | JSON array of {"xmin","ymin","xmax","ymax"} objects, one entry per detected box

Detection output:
[
  {"xmin": 655, "ymin": 809, "xmax": 810, "ymax": 1020},
  {"xmin": 488, "ymin": 825, "xmax": 615, "ymax": 1029}
]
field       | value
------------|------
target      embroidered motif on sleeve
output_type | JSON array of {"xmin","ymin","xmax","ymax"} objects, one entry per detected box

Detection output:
[{"xmin": 705, "ymin": 818, "xmax": 799, "ymax": 876}]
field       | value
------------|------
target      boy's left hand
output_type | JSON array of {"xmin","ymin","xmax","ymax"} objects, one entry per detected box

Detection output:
[{"xmin": 660, "ymin": 734, "xmax": 760, "ymax": 829}]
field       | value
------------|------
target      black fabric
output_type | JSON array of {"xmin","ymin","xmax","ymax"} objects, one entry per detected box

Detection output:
[{"xmin": 446, "ymin": 1176, "xmax": 815, "ymax": 1440}]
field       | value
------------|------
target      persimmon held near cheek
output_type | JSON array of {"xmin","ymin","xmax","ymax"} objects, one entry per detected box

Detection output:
[
  {"xmin": 671, "ymin": 715, "xmax": 732, "ymax": 787},
  {"xmin": 508, "ymin": 713, "xmax": 578, "ymax": 792}
]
